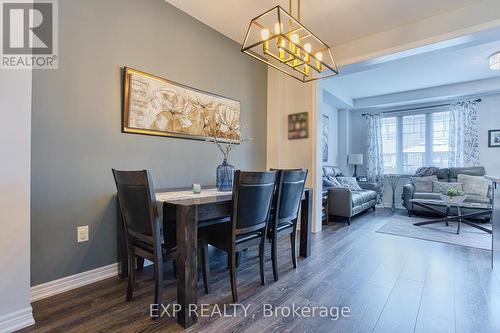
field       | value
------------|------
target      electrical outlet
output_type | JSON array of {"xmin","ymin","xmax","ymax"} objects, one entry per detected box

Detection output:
[{"xmin": 77, "ymin": 226, "xmax": 89, "ymax": 243}]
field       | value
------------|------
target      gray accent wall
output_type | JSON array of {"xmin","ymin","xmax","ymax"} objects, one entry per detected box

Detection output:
[{"xmin": 31, "ymin": 0, "xmax": 267, "ymax": 285}]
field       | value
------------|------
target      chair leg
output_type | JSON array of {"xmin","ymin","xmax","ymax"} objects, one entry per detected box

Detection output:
[
  {"xmin": 271, "ymin": 234, "xmax": 279, "ymax": 281},
  {"xmin": 201, "ymin": 241, "xmax": 210, "ymax": 294},
  {"xmin": 229, "ymin": 249, "xmax": 238, "ymax": 303},
  {"xmin": 290, "ymin": 231, "xmax": 297, "ymax": 269},
  {"xmin": 126, "ymin": 255, "xmax": 135, "ymax": 301},
  {"xmin": 172, "ymin": 260, "xmax": 177, "ymax": 279},
  {"xmin": 347, "ymin": 217, "xmax": 351, "ymax": 225},
  {"xmin": 153, "ymin": 260, "xmax": 163, "ymax": 317},
  {"xmin": 235, "ymin": 252, "xmax": 241, "ymax": 268},
  {"xmin": 259, "ymin": 239, "xmax": 266, "ymax": 286},
  {"xmin": 136, "ymin": 257, "xmax": 144, "ymax": 271}
]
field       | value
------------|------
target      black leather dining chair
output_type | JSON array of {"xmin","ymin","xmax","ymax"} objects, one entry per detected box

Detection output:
[
  {"xmin": 205, "ymin": 170, "xmax": 277, "ymax": 302},
  {"xmin": 112, "ymin": 169, "xmax": 210, "ymax": 310},
  {"xmin": 269, "ymin": 169, "xmax": 308, "ymax": 281}
]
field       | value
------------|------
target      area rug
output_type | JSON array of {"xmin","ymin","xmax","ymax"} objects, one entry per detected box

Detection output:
[{"xmin": 376, "ymin": 214, "xmax": 492, "ymax": 250}]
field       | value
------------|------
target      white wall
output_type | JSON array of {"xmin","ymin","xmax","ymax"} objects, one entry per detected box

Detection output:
[
  {"xmin": 320, "ymin": 94, "xmax": 339, "ymax": 166},
  {"xmin": 0, "ymin": 71, "xmax": 34, "ymax": 331},
  {"xmin": 477, "ymin": 94, "xmax": 500, "ymax": 175},
  {"xmin": 266, "ymin": 69, "xmax": 322, "ymax": 233}
]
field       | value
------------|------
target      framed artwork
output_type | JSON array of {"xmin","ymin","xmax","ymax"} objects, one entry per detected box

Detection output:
[
  {"xmin": 288, "ymin": 112, "xmax": 309, "ymax": 139},
  {"xmin": 322, "ymin": 114, "xmax": 329, "ymax": 162},
  {"xmin": 123, "ymin": 67, "xmax": 241, "ymax": 142},
  {"xmin": 488, "ymin": 129, "xmax": 500, "ymax": 148}
]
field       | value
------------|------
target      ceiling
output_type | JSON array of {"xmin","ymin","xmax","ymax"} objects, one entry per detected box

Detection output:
[
  {"xmin": 165, "ymin": 0, "xmax": 481, "ymax": 46},
  {"xmin": 325, "ymin": 40, "xmax": 500, "ymax": 99}
]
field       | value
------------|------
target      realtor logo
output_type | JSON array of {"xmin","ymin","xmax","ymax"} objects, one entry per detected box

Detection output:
[{"xmin": 1, "ymin": 0, "xmax": 58, "ymax": 69}]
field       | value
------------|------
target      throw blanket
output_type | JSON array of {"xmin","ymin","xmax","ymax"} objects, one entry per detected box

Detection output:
[{"xmin": 408, "ymin": 166, "xmax": 440, "ymax": 184}]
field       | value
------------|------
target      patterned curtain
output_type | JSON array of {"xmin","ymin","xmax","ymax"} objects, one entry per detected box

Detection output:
[
  {"xmin": 448, "ymin": 101, "xmax": 480, "ymax": 167},
  {"xmin": 364, "ymin": 113, "xmax": 384, "ymax": 200}
]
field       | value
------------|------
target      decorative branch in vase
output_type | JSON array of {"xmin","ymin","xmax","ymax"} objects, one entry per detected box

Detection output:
[
  {"xmin": 386, "ymin": 175, "xmax": 400, "ymax": 212},
  {"xmin": 206, "ymin": 124, "xmax": 251, "ymax": 192}
]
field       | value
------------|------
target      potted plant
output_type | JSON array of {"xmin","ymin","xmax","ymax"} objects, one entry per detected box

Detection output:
[{"xmin": 440, "ymin": 188, "xmax": 467, "ymax": 204}]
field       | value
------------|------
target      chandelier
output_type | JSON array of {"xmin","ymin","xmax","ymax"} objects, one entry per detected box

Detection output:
[{"xmin": 241, "ymin": 0, "xmax": 338, "ymax": 82}]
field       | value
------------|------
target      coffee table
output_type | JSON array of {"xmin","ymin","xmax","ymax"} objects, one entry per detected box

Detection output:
[{"xmin": 410, "ymin": 198, "xmax": 492, "ymax": 234}]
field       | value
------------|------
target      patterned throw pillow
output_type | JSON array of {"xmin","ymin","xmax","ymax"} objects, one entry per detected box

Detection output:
[
  {"xmin": 413, "ymin": 175, "xmax": 438, "ymax": 193},
  {"xmin": 457, "ymin": 174, "xmax": 489, "ymax": 197},
  {"xmin": 324, "ymin": 176, "xmax": 342, "ymax": 188},
  {"xmin": 337, "ymin": 177, "xmax": 363, "ymax": 191},
  {"xmin": 432, "ymin": 181, "xmax": 463, "ymax": 194}
]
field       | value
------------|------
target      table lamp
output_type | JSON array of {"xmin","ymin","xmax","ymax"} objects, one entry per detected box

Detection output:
[{"xmin": 348, "ymin": 154, "xmax": 363, "ymax": 178}]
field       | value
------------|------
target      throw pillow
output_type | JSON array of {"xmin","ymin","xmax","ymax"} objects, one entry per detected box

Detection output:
[
  {"xmin": 324, "ymin": 176, "xmax": 342, "ymax": 188},
  {"xmin": 457, "ymin": 174, "xmax": 489, "ymax": 197},
  {"xmin": 337, "ymin": 177, "xmax": 363, "ymax": 191},
  {"xmin": 413, "ymin": 175, "xmax": 438, "ymax": 193},
  {"xmin": 432, "ymin": 181, "xmax": 463, "ymax": 194}
]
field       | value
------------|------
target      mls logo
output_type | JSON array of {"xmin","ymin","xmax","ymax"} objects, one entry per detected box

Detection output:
[{"xmin": 1, "ymin": 0, "xmax": 58, "ymax": 69}]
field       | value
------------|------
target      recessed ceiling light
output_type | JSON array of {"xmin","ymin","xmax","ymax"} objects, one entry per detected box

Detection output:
[{"xmin": 490, "ymin": 52, "xmax": 500, "ymax": 70}]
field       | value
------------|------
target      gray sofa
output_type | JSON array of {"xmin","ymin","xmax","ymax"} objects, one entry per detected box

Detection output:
[
  {"xmin": 323, "ymin": 166, "xmax": 379, "ymax": 224},
  {"xmin": 402, "ymin": 166, "xmax": 492, "ymax": 219}
]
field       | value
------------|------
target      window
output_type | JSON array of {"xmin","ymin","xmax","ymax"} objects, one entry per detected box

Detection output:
[
  {"xmin": 402, "ymin": 114, "xmax": 426, "ymax": 173},
  {"xmin": 381, "ymin": 111, "xmax": 450, "ymax": 174},
  {"xmin": 432, "ymin": 112, "xmax": 451, "ymax": 168}
]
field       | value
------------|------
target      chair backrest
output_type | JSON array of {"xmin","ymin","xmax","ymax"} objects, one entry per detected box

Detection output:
[
  {"xmin": 112, "ymin": 169, "xmax": 159, "ymax": 246},
  {"xmin": 273, "ymin": 169, "xmax": 308, "ymax": 225},
  {"xmin": 231, "ymin": 170, "xmax": 277, "ymax": 236}
]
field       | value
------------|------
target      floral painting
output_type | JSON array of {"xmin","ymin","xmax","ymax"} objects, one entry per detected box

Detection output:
[{"xmin": 123, "ymin": 67, "xmax": 240, "ymax": 142}]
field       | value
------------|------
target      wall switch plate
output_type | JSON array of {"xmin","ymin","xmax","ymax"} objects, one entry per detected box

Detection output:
[{"xmin": 77, "ymin": 226, "xmax": 89, "ymax": 242}]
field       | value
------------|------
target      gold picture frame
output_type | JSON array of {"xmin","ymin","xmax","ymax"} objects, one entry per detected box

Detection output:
[{"xmin": 122, "ymin": 67, "xmax": 241, "ymax": 142}]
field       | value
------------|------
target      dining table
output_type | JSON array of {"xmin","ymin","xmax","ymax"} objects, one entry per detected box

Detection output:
[{"xmin": 117, "ymin": 186, "xmax": 312, "ymax": 328}]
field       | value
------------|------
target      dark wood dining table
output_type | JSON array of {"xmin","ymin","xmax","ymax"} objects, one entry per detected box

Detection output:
[{"xmin": 117, "ymin": 187, "xmax": 312, "ymax": 328}]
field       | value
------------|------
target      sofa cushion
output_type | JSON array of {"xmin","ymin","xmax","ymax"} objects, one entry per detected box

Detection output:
[
  {"xmin": 464, "ymin": 194, "xmax": 491, "ymax": 205},
  {"xmin": 449, "ymin": 167, "xmax": 485, "ymax": 182},
  {"xmin": 413, "ymin": 175, "xmax": 438, "ymax": 192},
  {"xmin": 457, "ymin": 174, "xmax": 489, "ymax": 197},
  {"xmin": 351, "ymin": 190, "xmax": 377, "ymax": 207},
  {"xmin": 432, "ymin": 181, "xmax": 463, "ymax": 194},
  {"xmin": 323, "ymin": 166, "xmax": 343, "ymax": 178},
  {"xmin": 413, "ymin": 192, "xmax": 442, "ymax": 201},
  {"xmin": 337, "ymin": 177, "xmax": 362, "ymax": 191},
  {"xmin": 435, "ymin": 168, "xmax": 450, "ymax": 181}
]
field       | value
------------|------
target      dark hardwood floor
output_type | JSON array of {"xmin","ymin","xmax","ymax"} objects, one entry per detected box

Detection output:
[{"xmin": 20, "ymin": 209, "xmax": 500, "ymax": 333}]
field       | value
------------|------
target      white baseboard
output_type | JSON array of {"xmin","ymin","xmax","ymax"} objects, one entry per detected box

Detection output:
[
  {"xmin": 0, "ymin": 307, "xmax": 35, "ymax": 333},
  {"xmin": 30, "ymin": 260, "xmax": 154, "ymax": 302},
  {"xmin": 30, "ymin": 263, "xmax": 119, "ymax": 302}
]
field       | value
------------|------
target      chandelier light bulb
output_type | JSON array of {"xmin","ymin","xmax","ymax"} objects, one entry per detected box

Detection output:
[
  {"xmin": 261, "ymin": 29, "xmax": 270, "ymax": 40},
  {"xmin": 315, "ymin": 52, "xmax": 323, "ymax": 61},
  {"xmin": 274, "ymin": 22, "xmax": 282, "ymax": 34},
  {"xmin": 290, "ymin": 33, "xmax": 299, "ymax": 44},
  {"xmin": 304, "ymin": 43, "xmax": 312, "ymax": 53}
]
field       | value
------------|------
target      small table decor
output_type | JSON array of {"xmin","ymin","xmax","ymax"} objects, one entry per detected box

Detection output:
[
  {"xmin": 439, "ymin": 188, "xmax": 467, "ymax": 205},
  {"xmin": 207, "ymin": 129, "xmax": 251, "ymax": 192}
]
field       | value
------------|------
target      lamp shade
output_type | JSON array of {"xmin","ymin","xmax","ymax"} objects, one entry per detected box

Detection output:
[{"xmin": 348, "ymin": 154, "xmax": 363, "ymax": 165}]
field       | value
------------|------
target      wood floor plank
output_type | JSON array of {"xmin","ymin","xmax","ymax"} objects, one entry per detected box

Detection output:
[{"xmin": 373, "ymin": 277, "xmax": 424, "ymax": 333}]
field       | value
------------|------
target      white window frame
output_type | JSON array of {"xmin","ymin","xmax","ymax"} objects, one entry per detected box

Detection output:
[{"xmin": 382, "ymin": 106, "xmax": 450, "ymax": 175}]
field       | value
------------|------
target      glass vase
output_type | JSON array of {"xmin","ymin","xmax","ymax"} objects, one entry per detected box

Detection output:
[{"xmin": 216, "ymin": 158, "xmax": 235, "ymax": 191}]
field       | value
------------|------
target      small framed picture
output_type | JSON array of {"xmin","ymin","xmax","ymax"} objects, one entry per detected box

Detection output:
[
  {"xmin": 488, "ymin": 129, "xmax": 500, "ymax": 148},
  {"xmin": 288, "ymin": 112, "xmax": 309, "ymax": 140}
]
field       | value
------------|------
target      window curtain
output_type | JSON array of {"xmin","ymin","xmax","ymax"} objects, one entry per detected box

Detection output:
[
  {"xmin": 448, "ymin": 101, "xmax": 480, "ymax": 167},
  {"xmin": 364, "ymin": 113, "xmax": 384, "ymax": 200}
]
